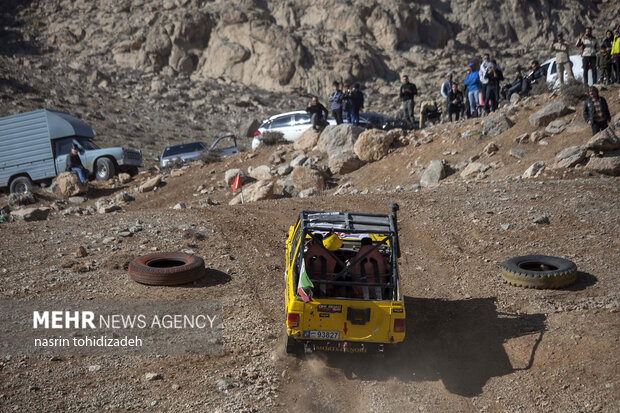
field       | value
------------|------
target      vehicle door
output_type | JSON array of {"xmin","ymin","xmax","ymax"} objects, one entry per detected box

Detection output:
[
  {"xmin": 269, "ymin": 115, "xmax": 296, "ymax": 141},
  {"xmin": 53, "ymin": 137, "xmax": 84, "ymax": 174},
  {"xmin": 209, "ymin": 134, "xmax": 239, "ymax": 157}
]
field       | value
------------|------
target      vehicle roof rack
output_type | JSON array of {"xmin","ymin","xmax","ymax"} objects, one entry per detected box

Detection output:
[{"xmin": 299, "ymin": 210, "xmax": 396, "ymax": 234}]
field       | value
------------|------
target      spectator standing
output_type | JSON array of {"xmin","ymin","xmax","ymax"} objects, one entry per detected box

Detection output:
[
  {"xmin": 612, "ymin": 26, "xmax": 620, "ymax": 83},
  {"xmin": 350, "ymin": 83, "xmax": 364, "ymax": 126},
  {"xmin": 484, "ymin": 60, "xmax": 503, "ymax": 113},
  {"xmin": 328, "ymin": 81, "xmax": 344, "ymax": 125},
  {"xmin": 479, "ymin": 54, "xmax": 492, "ymax": 109},
  {"xmin": 440, "ymin": 73, "xmax": 453, "ymax": 116},
  {"xmin": 447, "ymin": 84, "xmax": 464, "ymax": 121},
  {"xmin": 399, "ymin": 75, "xmax": 417, "ymax": 127},
  {"xmin": 464, "ymin": 62, "xmax": 482, "ymax": 117},
  {"xmin": 596, "ymin": 46, "xmax": 612, "ymax": 84},
  {"xmin": 602, "ymin": 30, "xmax": 614, "ymax": 50},
  {"xmin": 342, "ymin": 83, "xmax": 353, "ymax": 123},
  {"xmin": 551, "ymin": 33, "xmax": 574, "ymax": 84},
  {"xmin": 576, "ymin": 27, "xmax": 598, "ymax": 85},
  {"xmin": 506, "ymin": 68, "xmax": 531, "ymax": 101},
  {"xmin": 306, "ymin": 96, "xmax": 329, "ymax": 132},
  {"xmin": 65, "ymin": 144, "xmax": 89, "ymax": 184},
  {"xmin": 583, "ymin": 86, "xmax": 611, "ymax": 135}
]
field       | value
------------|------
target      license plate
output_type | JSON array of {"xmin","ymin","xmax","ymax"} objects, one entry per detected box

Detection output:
[{"xmin": 303, "ymin": 330, "xmax": 340, "ymax": 340}]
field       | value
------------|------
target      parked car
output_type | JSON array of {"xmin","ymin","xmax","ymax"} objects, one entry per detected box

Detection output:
[
  {"xmin": 251, "ymin": 111, "xmax": 409, "ymax": 150},
  {"xmin": 0, "ymin": 109, "xmax": 143, "ymax": 193},
  {"xmin": 284, "ymin": 203, "xmax": 406, "ymax": 355},
  {"xmin": 159, "ymin": 134, "xmax": 239, "ymax": 168},
  {"xmin": 539, "ymin": 54, "xmax": 587, "ymax": 89}
]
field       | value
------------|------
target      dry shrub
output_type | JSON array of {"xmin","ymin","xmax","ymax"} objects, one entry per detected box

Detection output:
[
  {"xmin": 530, "ymin": 81, "xmax": 549, "ymax": 96},
  {"xmin": 560, "ymin": 79, "xmax": 588, "ymax": 106},
  {"xmin": 260, "ymin": 131, "xmax": 287, "ymax": 146}
]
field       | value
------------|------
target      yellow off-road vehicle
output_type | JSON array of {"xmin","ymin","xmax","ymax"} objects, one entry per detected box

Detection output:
[{"xmin": 284, "ymin": 203, "xmax": 405, "ymax": 354}]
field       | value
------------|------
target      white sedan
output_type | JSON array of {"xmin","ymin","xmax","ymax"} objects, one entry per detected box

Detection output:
[{"xmin": 251, "ymin": 110, "xmax": 336, "ymax": 150}]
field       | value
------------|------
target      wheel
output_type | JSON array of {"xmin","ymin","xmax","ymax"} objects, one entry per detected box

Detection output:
[
  {"xmin": 128, "ymin": 252, "xmax": 205, "ymax": 286},
  {"xmin": 501, "ymin": 255, "xmax": 577, "ymax": 289},
  {"xmin": 9, "ymin": 176, "xmax": 33, "ymax": 194},
  {"xmin": 285, "ymin": 336, "xmax": 303, "ymax": 356},
  {"xmin": 95, "ymin": 157, "xmax": 115, "ymax": 180}
]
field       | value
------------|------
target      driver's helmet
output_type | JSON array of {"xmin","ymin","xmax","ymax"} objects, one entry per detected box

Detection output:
[{"xmin": 323, "ymin": 233, "xmax": 343, "ymax": 251}]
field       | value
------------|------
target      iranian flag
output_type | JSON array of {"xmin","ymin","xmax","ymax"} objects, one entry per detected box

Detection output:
[{"xmin": 297, "ymin": 260, "xmax": 314, "ymax": 303}]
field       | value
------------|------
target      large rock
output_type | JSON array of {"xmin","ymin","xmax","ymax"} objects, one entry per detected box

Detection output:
[
  {"xmin": 545, "ymin": 119, "xmax": 568, "ymax": 134},
  {"xmin": 11, "ymin": 207, "xmax": 51, "ymax": 221},
  {"xmin": 529, "ymin": 101, "xmax": 573, "ymax": 127},
  {"xmin": 139, "ymin": 175, "xmax": 163, "ymax": 192},
  {"xmin": 460, "ymin": 162, "xmax": 490, "ymax": 178},
  {"xmin": 291, "ymin": 167, "xmax": 325, "ymax": 191},
  {"xmin": 294, "ymin": 128, "xmax": 321, "ymax": 152},
  {"xmin": 55, "ymin": 172, "xmax": 88, "ymax": 197},
  {"xmin": 328, "ymin": 153, "xmax": 364, "ymax": 175},
  {"xmin": 248, "ymin": 165, "xmax": 272, "ymax": 180},
  {"xmin": 522, "ymin": 161, "xmax": 546, "ymax": 178},
  {"xmin": 8, "ymin": 192, "xmax": 36, "ymax": 208},
  {"xmin": 420, "ymin": 160, "xmax": 447, "ymax": 187},
  {"xmin": 224, "ymin": 168, "xmax": 246, "ymax": 185},
  {"xmin": 353, "ymin": 129, "xmax": 395, "ymax": 162},
  {"xmin": 553, "ymin": 146, "xmax": 586, "ymax": 169},
  {"xmin": 585, "ymin": 153, "xmax": 620, "ymax": 175},
  {"xmin": 586, "ymin": 125, "xmax": 620, "ymax": 152},
  {"xmin": 239, "ymin": 118, "xmax": 260, "ymax": 138},
  {"xmin": 482, "ymin": 114, "xmax": 514, "ymax": 137},
  {"xmin": 229, "ymin": 180, "xmax": 274, "ymax": 205},
  {"xmin": 317, "ymin": 124, "xmax": 364, "ymax": 157}
]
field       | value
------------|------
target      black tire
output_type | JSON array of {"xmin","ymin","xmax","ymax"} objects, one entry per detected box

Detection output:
[
  {"xmin": 95, "ymin": 157, "xmax": 115, "ymax": 180},
  {"xmin": 285, "ymin": 336, "xmax": 303, "ymax": 356},
  {"xmin": 501, "ymin": 255, "xmax": 577, "ymax": 289},
  {"xmin": 128, "ymin": 252, "xmax": 205, "ymax": 286},
  {"xmin": 9, "ymin": 176, "xmax": 33, "ymax": 194}
]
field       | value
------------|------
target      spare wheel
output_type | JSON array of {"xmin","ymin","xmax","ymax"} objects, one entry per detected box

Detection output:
[{"xmin": 129, "ymin": 252, "xmax": 205, "ymax": 286}]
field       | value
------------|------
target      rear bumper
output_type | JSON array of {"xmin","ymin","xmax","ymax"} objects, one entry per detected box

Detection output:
[{"xmin": 292, "ymin": 338, "xmax": 399, "ymax": 353}]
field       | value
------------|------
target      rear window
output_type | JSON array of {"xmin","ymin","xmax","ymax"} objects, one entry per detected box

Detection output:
[{"xmin": 163, "ymin": 142, "xmax": 205, "ymax": 157}]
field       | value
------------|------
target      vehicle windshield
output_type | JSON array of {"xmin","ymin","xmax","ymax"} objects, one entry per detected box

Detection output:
[
  {"xmin": 77, "ymin": 137, "xmax": 100, "ymax": 150},
  {"xmin": 163, "ymin": 142, "xmax": 205, "ymax": 157}
]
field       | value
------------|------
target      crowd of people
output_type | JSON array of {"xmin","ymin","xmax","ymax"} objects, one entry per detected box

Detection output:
[{"xmin": 305, "ymin": 25, "xmax": 619, "ymax": 134}]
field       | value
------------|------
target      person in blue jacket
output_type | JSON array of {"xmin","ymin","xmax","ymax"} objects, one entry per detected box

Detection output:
[
  {"xmin": 464, "ymin": 63, "xmax": 482, "ymax": 117},
  {"xmin": 327, "ymin": 81, "xmax": 344, "ymax": 124}
]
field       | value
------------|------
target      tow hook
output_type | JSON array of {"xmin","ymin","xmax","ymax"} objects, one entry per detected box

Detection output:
[
  {"xmin": 342, "ymin": 342, "xmax": 350, "ymax": 352},
  {"xmin": 378, "ymin": 344, "xmax": 384, "ymax": 353},
  {"xmin": 304, "ymin": 343, "xmax": 313, "ymax": 354}
]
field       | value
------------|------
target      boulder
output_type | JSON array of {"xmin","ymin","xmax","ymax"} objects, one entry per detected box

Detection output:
[
  {"xmin": 586, "ymin": 125, "xmax": 620, "ymax": 152},
  {"xmin": 291, "ymin": 167, "xmax": 325, "ymax": 191},
  {"xmin": 545, "ymin": 119, "xmax": 568, "ymax": 134},
  {"xmin": 328, "ymin": 153, "xmax": 364, "ymax": 175},
  {"xmin": 139, "ymin": 175, "xmax": 163, "ymax": 192},
  {"xmin": 298, "ymin": 188, "xmax": 316, "ymax": 198},
  {"xmin": 509, "ymin": 149, "xmax": 528, "ymax": 159},
  {"xmin": 460, "ymin": 162, "xmax": 489, "ymax": 178},
  {"xmin": 482, "ymin": 142, "xmax": 499, "ymax": 156},
  {"xmin": 277, "ymin": 176, "xmax": 297, "ymax": 198},
  {"xmin": 248, "ymin": 165, "xmax": 272, "ymax": 180},
  {"xmin": 239, "ymin": 118, "xmax": 260, "ymax": 138},
  {"xmin": 353, "ymin": 129, "xmax": 395, "ymax": 162},
  {"xmin": 224, "ymin": 169, "xmax": 245, "ymax": 185},
  {"xmin": 276, "ymin": 165, "xmax": 293, "ymax": 176},
  {"xmin": 294, "ymin": 128, "xmax": 321, "ymax": 152},
  {"xmin": 117, "ymin": 173, "xmax": 131, "ymax": 184},
  {"xmin": 317, "ymin": 124, "xmax": 364, "ymax": 157},
  {"xmin": 55, "ymin": 172, "xmax": 88, "ymax": 197},
  {"xmin": 529, "ymin": 101, "xmax": 573, "ymax": 127},
  {"xmin": 229, "ymin": 180, "xmax": 274, "ymax": 205},
  {"xmin": 482, "ymin": 114, "xmax": 513, "ymax": 137},
  {"xmin": 420, "ymin": 160, "xmax": 446, "ymax": 187},
  {"xmin": 514, "ymin": 133, "xmax": 530, "ymax": 144},
  {"xmin": 522, "ymin": 161, "xmax": 546, "ymax": 178},
  {"xmin": 553, "ymin": 146, "xmax": 587, "ymax": 169},
  {"xmin": 290, "ymin": 155, "xmax": 308, "ymax": 168},
  {"xmin": 8, "ymin": 192, "xmax": 36, "ymax": 208},
  {"xmin": 11, "ymin": 207, "xmax": 51, "ymax": 221},
  {"xmin": 585, "ymin": 153, "xmax": 620, "ymax": 175}
]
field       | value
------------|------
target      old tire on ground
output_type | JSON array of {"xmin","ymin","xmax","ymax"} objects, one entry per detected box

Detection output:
[
  {"xmin": 95, "ymin": 157, "xmax": 115, "ymax": 180},
  {"xmin": 129, "ymin": 252, "xmax": 205, "ymax": 286},
  {"xmin": 9, "ymin": 176, "xmax": 34, "ymax": 194},
  {"xmin": 501, "ymin": 255, "xmax": 577, "ymax": 289}
]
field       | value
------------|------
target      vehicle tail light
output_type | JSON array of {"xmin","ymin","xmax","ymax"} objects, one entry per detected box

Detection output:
[
  {"xmin": 287, "ymin": 313, "xmax": 300, "ymax": 328},
  {"xmin": 393, "ymin": 318, "xmax": 405, "ymax": 333},
  {"xmin": 253, "ymin": 130, "xmax": 261, "ymax": 136}
]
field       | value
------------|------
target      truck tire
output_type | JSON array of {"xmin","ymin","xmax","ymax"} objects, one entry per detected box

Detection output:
[
  {"xmin": 501, "ymin": 255, "xmax": 577, "ymax": 289},
  {"xmin": 9, "ymin": 176, "xmax": 33, "ymax": 194},
  {"xmin": 129, "ymin": 252, "xmax": 205, "ymax": 286},
  {"xmin": 95, "ymin": 157, "xmax": 115, "ymax": 180}
]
